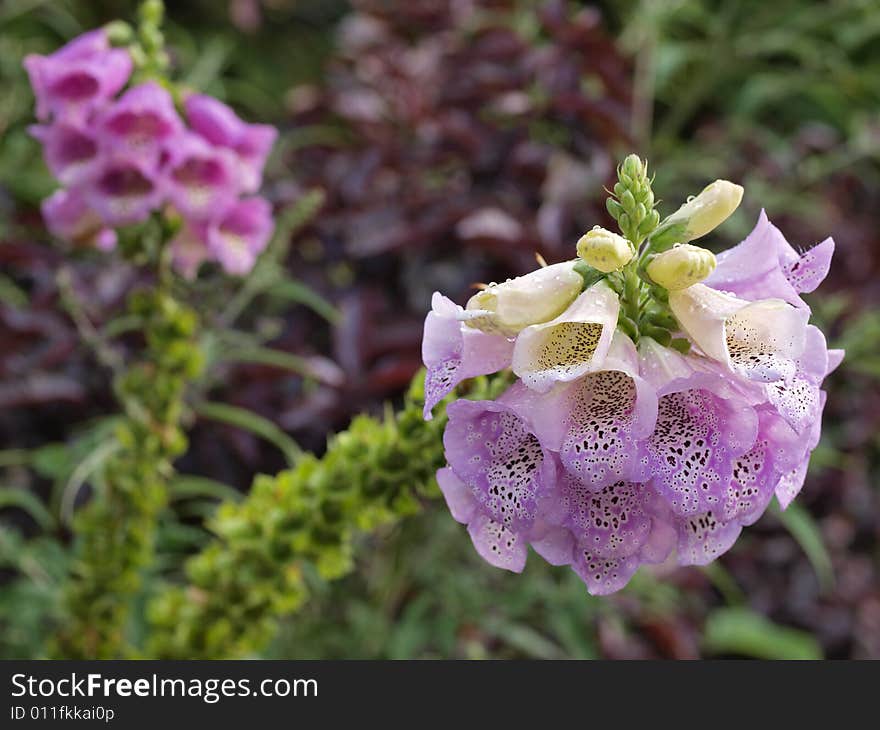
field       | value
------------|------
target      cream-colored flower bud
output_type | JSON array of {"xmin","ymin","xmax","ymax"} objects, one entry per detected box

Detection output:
[
  {"xmin": 576, "ymin": 227, "xmax": 633, "ymax": 273},
  {"xmin": 647, "ymin": 244, "xmax": 717, "ymax": 290},
  {"xmin": 667, "ymin": 180, "xmax": 743, "ymax": 241},
  {"xmin": 461, "ymin": 261, "xmax": 583, "ymax": 337}
]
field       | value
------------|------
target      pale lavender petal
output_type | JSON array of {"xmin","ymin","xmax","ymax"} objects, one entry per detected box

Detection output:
[
  {"xmin": 443, "ymin": 398, "xmax": 555, "ymax": 534},
  {"xmin": 647, "ymin": 388, "xmax": 758, "ymax": 516},
  {"xmin": 528, "ymin": 523, "xmax": 575, "ymax": 566},
  {"xmin": 826, "ymin": 349, "xmax": 844, "ymax": 375},
  {"xmin": 421, "ymin": 293, "xmax": 513, "ymax": 420},
  {"xmin": 523, "ymin": 333, "xmax": 658, "ymax": 489},
  {"xmin": 436, "ymin": 466, "xmax": 477, "ymax": 525},
  {"xmin": 775, "ymin": 392, "xmax": 826, "ymax": 509},
  {"xmin": 675, "ymin": 510, "xmax": 742, "ymax": 566},
  {"xmin": 783, "ymin": 237, "xmax": 834, "ymax": 294},
  {"xmin": 559, "ymin": 474, "xmax": 653, "ymax": 559},
  {"xmin": 572, "ymin": 545, "xmax": 640, "ymax": 595},
  {"xmin": 706, "ymin": 210, "xmax": 803, "ymax": 307},
  {"xmin": 467, "ymin": 513, "xmax": 528, "ymax": 572},
  {"xmin": 722, "ymin": 409, "xmax": 788, "ymax": 525},
  {"xmin": 206, "ymin": 197, "xmax": 274, "ymax": 275}
]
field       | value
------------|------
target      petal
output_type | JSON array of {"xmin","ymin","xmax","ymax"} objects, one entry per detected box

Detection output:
[
  {"xmin": 826, "ymin": 349, "xmax": 845, "ymax": 375},
  {"xmin": 467, "ymin": 513, "xmax": 528, "ymax": 572},
  {"xmin": 670, "ymin": 283, "xmax": 809, "ymax": 383},
  {"xmin": 675, "ymin": 510, "xmax": 742, "ymax": 566},
  {"xmin": 572, "ymin": 544, "xmax": 641, "ymax": 595},
  {"xmin": 559, "ymin": 475, "xmax": 653, "ymax": 559},
  {"xmin": 783, "ymin": 237, "xmax": 834, "ymax": 294},
  {"xmin": 436, "ymin": 466, "xmax": 477, "ymax": 524},
  {"xmin": 421, "ymin": 293, "xmax": 513, "ymax": 420},
  {"xmin": 647, "ymin": 387, "xmax": 758, "ymax": 516},
  {"xmin": 705, "ymin": 210, "xmax": 804, "ymax": 307},
  {"xmin": 443, "ymin": 397, "xmax": 555, "ymax": 533},
  {"xmin": 528, "ymin": 523, "xmax": 575, "ymax": 566},
  {"xmin": 512, "ymin": 281, "xmax": 619, "ymax": 392}
]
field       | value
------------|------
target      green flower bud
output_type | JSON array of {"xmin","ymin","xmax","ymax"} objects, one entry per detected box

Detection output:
[
  {"xmin": 576, "ymin": 226, "xmax": 634, "ymax": 273},
  {"xmin": 463, "ymin": 261, "xmax": 583, "ymax": 336},
  {"xmin": 666, "ymin": 180, "xmax": 743, "ymax": 241},
  {"xmin": 646, "ymin": 243, "xmax": 717, "ymax": 290}
]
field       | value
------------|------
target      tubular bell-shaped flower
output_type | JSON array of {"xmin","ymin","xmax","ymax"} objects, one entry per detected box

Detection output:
[
  {"xmin": 461, "ymin": 261, "xmax": 583, "ymax": 337},
  {"xmin": 668, "ymin": 283, "xmax": 809, "ymax": 383},
  {"xmin": 206, "ymin": 197, "xmax": 274, "ymax": 275},
  {"xmin": 84, "ymin": 154, "xmax": 164, "ymax": 226},
  {"xmin": 24, "ymin": 29, "xmax": 132, "ymax": 123},
  {"xmin": 422, "ymin": 294, "xmax": 514, "ymax": 420},
  {"xmin": 511, "ymin": 280, "xmax": 619, "ymax": 391},
  {"xmin": 28, "ymin": 122, "xmax": 99, "ymax": 186},
  {"xmin": 165, "ymin": 132, "xmax": 238, "ymax": 220},
  {"xmin": 440, "ymin": 390, "xmax": 558, "ymax": 572},
  {"xmin": 96, "ymin": 81, "xmax": 183, "ymax": 167},
  {"xmin": 41, "ymin": 188, "xmax": 116, "ymax": 249},
  {"xmin": 184, "ymin": 93, "xmax": 277, "ymax": 194}
]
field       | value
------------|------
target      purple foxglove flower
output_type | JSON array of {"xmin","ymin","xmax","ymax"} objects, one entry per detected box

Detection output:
[
  {"xmin": 668, "ymin": 283, "xmax": 810, "ymax": 383},
  {"xmin": 170, "ymin": 221, "xmax": 211, "ymax": 280},
  {"xmin": 422, "ymin": 293, "xmax": 514, "ymax": 420},
  {"xmin": 440, "ymin": 386, "xmax": 558, "ymax": 572},
  {"xmin": 96, "ymin": 82, "xmax": 183, "ymax": 167},
  {"xmin": 84, "ymin": 155, "xmax": 164, "ymax": 226},
  {"xmin": 23, "ymin": 29, "xmax": 132, "ymax": 123},
  {"xmin": 511, "ymin": 280, "xmax": 620, "ymax": 392},
  {"xmin": 519, "ymin": 332, "xmax": 658, "ymax": 489},
  {"xmin": 165, "ymin": 132, "xmax": 238, "ymax": 220},
  {"xmin": 41, "ymin": 188, "xmax": 115, "ymax": 249},
  {"xmin": 28, "ymin": 122, "xmax": 99, "ymax": 185},
  {"xmin": 705, "ymin": 210, "xmax": 834, "ymax": 308},
  {"xmin": 206, "ymin": 196, "xmax": 274, "ymax": 275},
  {"xmin": 184, "ymin": 93, "xmax": 277, "ymax": 193},
  {"xmin": 568, "ymin": 480, "xmax": 676, "ymax": 594}
]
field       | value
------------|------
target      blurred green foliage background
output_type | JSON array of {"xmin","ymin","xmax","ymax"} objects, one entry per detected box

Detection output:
[{"xmin": 1, "ymin": 0, "xmax": 878, "ymax": 659}]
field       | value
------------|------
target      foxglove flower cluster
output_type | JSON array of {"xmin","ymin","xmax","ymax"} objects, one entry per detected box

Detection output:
[
  {"xmin": 25, "ymin": 28, "xmax": 277, "ymax": 276},
  {"xmin": 423, "ymin": 156, "xmax": 842, "ymax": 594}
]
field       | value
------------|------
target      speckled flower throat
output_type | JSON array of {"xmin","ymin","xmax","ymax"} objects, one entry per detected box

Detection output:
[{"xmin": 422, "ymin": 154, "xmax": 841, "ymax": 594}]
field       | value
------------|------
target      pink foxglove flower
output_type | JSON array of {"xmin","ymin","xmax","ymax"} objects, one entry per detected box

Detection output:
[
  {"xmin": 424, "ymin": 178, "xmax": 842, "ymax": 596},
  {"xmin": 84, "ymin": 155, "xmax": 164, "ymax": 226},
  {"xmin": 96, "ymin": 82, "xmax": 183, "ymax": 167},
  {"xmin": 206, "ymin": 197, "xmax": 274, "ymax": 275},
  {"xmin": 184, "ymin": 93, "xmax": 277, "ymax": 193},
  {"xmin": 28, "ymin": 121, "xmax": 99, "ymax": 186},
  {"xmin": 165, "ymin": 132, "xmax": 238, "ymax": 221},
  {"xmin": 23, "ymin": 29, "xmax": 132, "ymax": 123},
  {"xmin": 41, "ymin": 188, "xmax": 116, "ymax": 250}
]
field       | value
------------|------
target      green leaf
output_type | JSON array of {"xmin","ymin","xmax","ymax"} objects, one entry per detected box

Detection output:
[
  {"xmin": 220, "ymin": 346, "xmax": 342, "ymax": 385},
  {"xmin": 0, "ymin": 487, "xmax": 54, "ymax": 531},
  {"xmin": 194, "ymin": 401, "xmax": 301, "ymax": 465},
  {"xmin": 703, "ymin": 607, "xmax": 822, "ymax": 659},
  {"xmin": 267, "ymin": 279, "xmax": 340, "ymax": 325},
  {"xmin": 772, "ymin": 500, "xmax": 834, "ymax": 593}
]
